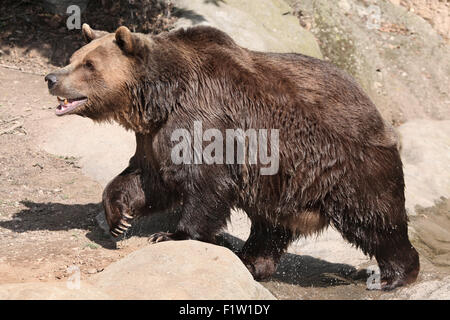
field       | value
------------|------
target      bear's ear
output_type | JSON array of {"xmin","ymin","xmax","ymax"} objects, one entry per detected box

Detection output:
[
  {"xmin": 115, "ymin": 26, "xmax": 135, "ymax": 55},
  {"xmin": 82, "ymin": 24, "xmax": 108, "ymax": 43}
]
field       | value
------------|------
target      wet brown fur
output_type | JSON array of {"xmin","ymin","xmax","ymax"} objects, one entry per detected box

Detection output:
[{"xmin": 46, "ymin": 24, "xmax": 419, "ymax": 290}]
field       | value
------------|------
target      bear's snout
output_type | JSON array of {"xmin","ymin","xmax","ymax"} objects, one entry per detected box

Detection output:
[{"xmin": 45, "ymin": 73, "xmax": 58, "ymax": 90}]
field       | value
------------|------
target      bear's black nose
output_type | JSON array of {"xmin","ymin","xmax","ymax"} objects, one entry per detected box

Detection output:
[{"xmin": 45, "ymin": 73, "xmax": 57, "ymax": 89}]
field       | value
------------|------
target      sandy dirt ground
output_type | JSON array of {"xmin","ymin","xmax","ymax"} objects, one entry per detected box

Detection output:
[
  {"xmin": 0, "ymin": 67, "xmax": 151, "ymax": 285},
  {"xmin": 0, "ymin": 0, "xmax": 176, "ymax": 287}
]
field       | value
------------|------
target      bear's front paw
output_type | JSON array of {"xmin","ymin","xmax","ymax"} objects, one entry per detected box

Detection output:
[
  {"xmin": 110, "ymin": 210, "xmax": 135, "ymax": 237},
  {"xmin": 148, "ymin": 231, "xmax": 190, "ymax": 244},
  {"xmin": 148, "ymin": 232, "xmax": 174, "ymax": 244}
]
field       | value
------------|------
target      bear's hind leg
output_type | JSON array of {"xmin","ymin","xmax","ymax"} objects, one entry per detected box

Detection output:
[
  {"xmin": 238, "ymin": 220, "xmax": 293, "ymax": 281},
  {"xmin": 373, "ymin": 224, "xmax": 419, "ymax": 291},
  {"xmin": 332, "ymin": 214, "xmax": 419, "ymax": 291}
]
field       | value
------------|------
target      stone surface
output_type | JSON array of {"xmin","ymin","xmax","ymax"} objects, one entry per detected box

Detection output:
[
  {"xmin": 90, "ymin": 240, "xmax": 275, "ymax": 300},
  {"xmin": 286, "ymin": 0, "xmax": 450, "ymax": 124},
  {"xmin": 382, "ymin": 276, "xmax": 450, "ymax": 300},
  {"xmin": 0, "ymin": 241, "xmax": 275, "ymax": 300},
  {"xmin": 0, "ymin": 282, "xmax": 111, "ymax": 300},
  {"xmin": 38, "ymin": 117, "xmax": 135, "ymax": 187},
  {"xmin": 399, "ymin": 120, "xmax": 450, "ymax": 214},
  {"xmin": 409, "ymin": 198, "xmax": 450, "ymax": 270},
  {"xmin": 172, "ymin": 0, "xmax": 322, "ymax": 58},
  {"xmin": 387, "ymin": 0, "xmax": 450, "ymax": 41}
]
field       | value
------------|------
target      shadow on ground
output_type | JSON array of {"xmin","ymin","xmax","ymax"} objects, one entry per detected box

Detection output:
[
  {"xmin": 217, "ymin": 233, "xmax": 365, "ymax": 288},
  {"xmin": 0, "ymin": 200, "xmax": 101, "ymax": 232},
  {"xmin": 1, "ymin": 200, "xmax": 365, "ymax": 288},
  {"xmin": 0, "ymin": 200, "xmax": 183, "ymax": 250},
  {"xmin": 0, "ymin": 200, "xmax": 116, "ymax": 249}
]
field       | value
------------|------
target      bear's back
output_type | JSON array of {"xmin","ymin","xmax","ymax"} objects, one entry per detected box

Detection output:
[
  {"xmin": 160, "ymin": 26, "xmax": 392, "ymax": 147},
  {"xmin": 167, "ymin": 25, "xmax": 238, "ymax": 48}
]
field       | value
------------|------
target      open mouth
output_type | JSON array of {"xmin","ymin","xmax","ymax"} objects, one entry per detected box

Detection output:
[{"xmin": 56, "ymin": 96, "xmax": 88, "ymax": 116}]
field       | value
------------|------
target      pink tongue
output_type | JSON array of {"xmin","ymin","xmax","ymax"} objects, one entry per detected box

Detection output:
[{"xmin": 57, "ymin": 100, "xmax": 76, "ymax": 112}]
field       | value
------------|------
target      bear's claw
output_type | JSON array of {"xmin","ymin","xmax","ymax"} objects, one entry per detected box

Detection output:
[
  {"xmin": 109, "ymin": 212, "xmax": 135, "ymax": 238},
  {"xmin": 148, "ymin": 232, "xmax": 175, "ymax": 244},
  {"xmin": 122, "ymin": 212, "xmax": 134, "ymax": 220}
]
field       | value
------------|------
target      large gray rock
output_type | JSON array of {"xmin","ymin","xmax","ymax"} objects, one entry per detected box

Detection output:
[
  {"xmin": 39, "ymin": 118, "xmax": 135, "ymax": 187},
  {"xmin": 0, "ymin": 241, "xmax": 275, "ymax": 300},
  {"xmin": 409, "ymin": 198, "xmax": 450, "ymax": 270},
  {"xmin": 172, "ymin": 0, "xmax": 322, "ymax": 58},
  {"xmin": 399, "ymin": 120, "xmax": 450, "ymax": 214},
  {"xmin": 387, "ymin": 0, "xmax": 450, "ymax": 41},
  {"xmin": 382, "ymin": 276, "xmax": 450, "ymax": 300},
  {"xmin": 91, "ymin": 240, "xmax": 275, "ymax": 300},
  {"xmin": 285, "ymin": 0, "xmax": 450, "ymax": 124}
]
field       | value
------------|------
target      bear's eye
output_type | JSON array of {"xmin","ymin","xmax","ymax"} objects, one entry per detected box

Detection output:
[{"xmin": 84, "ymin": 60, "xmax": 95, "ymax": 71}]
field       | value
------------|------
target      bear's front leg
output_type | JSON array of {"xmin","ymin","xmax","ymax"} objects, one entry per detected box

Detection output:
[
  {"xmin": 102, "ymin": 168, "xmax": 146, "ymax": 237},
  {"xmin": 148, "ymin": 188, "xmax": 232, "ymax": 244}
]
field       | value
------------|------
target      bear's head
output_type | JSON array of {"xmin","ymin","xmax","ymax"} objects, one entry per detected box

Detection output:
[
  {"xmin": 46, "ymin": 24, "xmax": 241, "ymax": 131},
  {"xmin": 45, "ymin": 24, "xmax": 155, "ymax": 124}
]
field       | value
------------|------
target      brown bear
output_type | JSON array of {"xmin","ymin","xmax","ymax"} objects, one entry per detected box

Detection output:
[{"xmin": 45, "ymin": 23, "xmax": 419, "ymax": 290}]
